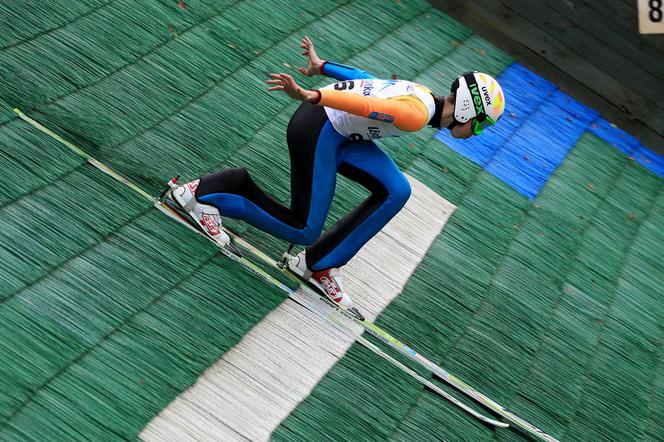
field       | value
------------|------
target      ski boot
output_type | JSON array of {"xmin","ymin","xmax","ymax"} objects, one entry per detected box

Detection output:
[
  {"xmin": 283, "ymin": 250, "xmax": 364, "ymax": 320},
  {"xmin": 160, "ymin": 176, "xmax": 241, "ymax": 255}
]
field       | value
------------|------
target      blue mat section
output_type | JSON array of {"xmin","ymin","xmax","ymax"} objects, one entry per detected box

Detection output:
[
  {"xmin": 435, "ymin": 64, "xmax": 555, "ymax": 168},
  {"xmin": 485, "ymin": 91, "xmax": 597, "ymax": 199},
  {"xmin": 435, "ymin": 63, "xmax": 664, "ymax": 199}
]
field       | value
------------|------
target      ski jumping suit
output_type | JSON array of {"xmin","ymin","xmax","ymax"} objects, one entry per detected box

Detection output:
[{"xmin": 194, "ymin": 61, "xmax": 438, "ymax": 271}]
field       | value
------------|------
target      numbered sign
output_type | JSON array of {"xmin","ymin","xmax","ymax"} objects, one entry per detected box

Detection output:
[{"xmin": 638, "ymin": 0, "xmax": 664, "ymax": 33}]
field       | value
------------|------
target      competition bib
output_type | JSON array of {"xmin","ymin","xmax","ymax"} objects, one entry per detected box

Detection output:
[{"xmin": 321, "ymin": 79, "xmax": 435, "ymax": 141}]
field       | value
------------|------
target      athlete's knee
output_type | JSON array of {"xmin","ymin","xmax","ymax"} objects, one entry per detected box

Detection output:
[{"xmin": 386, "ymin": 175, "xmax": 411, "ymax": 210}]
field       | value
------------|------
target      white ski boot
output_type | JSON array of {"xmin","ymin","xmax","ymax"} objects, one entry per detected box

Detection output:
[
  {"xmin": 287, "ymin": 251, "xmax": 353, "ymax": 309},
  {"xmin": 168, "ymin": 178, "xmax": 230, "ymax": 246}
]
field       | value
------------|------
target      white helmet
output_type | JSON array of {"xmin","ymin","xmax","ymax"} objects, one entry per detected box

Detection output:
[{"xmin": 450, "ymin": 71, "xmax": 505, "ymax": 134}]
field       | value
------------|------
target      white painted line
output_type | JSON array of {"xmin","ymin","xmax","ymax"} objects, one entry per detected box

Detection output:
[{"xmin": 141, "ymin": 175, "xmax": 456, "ymax": 441}]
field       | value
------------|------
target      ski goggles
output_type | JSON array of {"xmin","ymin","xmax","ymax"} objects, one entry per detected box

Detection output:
[{"xmin": 471, "ymin": 113, "xmax": 496, "ymax": 135}]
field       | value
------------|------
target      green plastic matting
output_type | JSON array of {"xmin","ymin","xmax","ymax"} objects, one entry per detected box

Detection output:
[{"xmin": 0, "ymin": 1, "xmax": 662, "ymax": 440}]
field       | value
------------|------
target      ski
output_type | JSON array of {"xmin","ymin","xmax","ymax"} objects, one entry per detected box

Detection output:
[
  {"xmin": 155, "ymin": 189, "xmax": 508, "ymax": 429},
  {"xmin": 15, "ymin": 108, "xmax": 557, "ymax": 440},
  {"xmin": 239, "ymin": 235, "xmax": 560, "ymax": 441},
  {"xmin": 289, "ymin": 289, "xmax": 510, "ymax": 428},
  {"xmin": 245, "ymin": 235, "xmax": 561, "ymax": 441}
]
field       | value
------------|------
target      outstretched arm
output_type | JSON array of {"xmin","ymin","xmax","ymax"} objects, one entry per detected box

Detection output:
[
  {"xmin": 319, "ymin": 61, "xmax": 375, "ymax": 81},
  {"xmin": 297, "ymin": 36, "xmax": 375, "ymax": 81},
  {"xmin": 266, "ymin": 73, "xmax": 428, "ymax": 132}
]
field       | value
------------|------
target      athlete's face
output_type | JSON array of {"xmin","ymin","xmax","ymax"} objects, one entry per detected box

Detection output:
[{"xmin": 450, "ymin": 120, "xmax": 475, "ymax": 139}]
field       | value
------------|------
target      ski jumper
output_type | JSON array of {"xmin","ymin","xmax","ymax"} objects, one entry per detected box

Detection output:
[{"xmin": 195, "ymin": 61, "xmax": 436, "ymax": 271}]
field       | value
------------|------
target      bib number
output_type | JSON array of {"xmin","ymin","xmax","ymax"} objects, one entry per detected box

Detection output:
[{"xmin": 334, "ymin": 80, "xmax": 355, "ymax": 91}]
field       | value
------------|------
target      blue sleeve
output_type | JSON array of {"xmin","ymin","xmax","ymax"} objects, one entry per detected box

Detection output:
[{"xmin": 321, "ymin": 61, "xmax": 376, "ymax": 80}]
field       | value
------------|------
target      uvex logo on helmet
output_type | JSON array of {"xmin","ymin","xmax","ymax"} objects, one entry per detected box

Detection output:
[
  {"xmin": 482, "ymin": 85, "xmax": 492, "ymax": 106},
  {"xmin": 468, "ymin": 83, "xmax": 484, "ymax": 117}
]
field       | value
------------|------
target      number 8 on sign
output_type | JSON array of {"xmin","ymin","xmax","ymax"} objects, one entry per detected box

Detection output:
[{"xmin": 639, "ymin": 0, "xmax": 664, "ymax": 33}]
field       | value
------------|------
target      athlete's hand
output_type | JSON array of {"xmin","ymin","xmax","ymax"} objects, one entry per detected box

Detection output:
[
  {"xmin": 297, "ymin": 36, "xmax": 323, "ymax": 77},
  {"xmin": 267, "ymin": 73, "xmax": 319, "ymax": 102}
]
